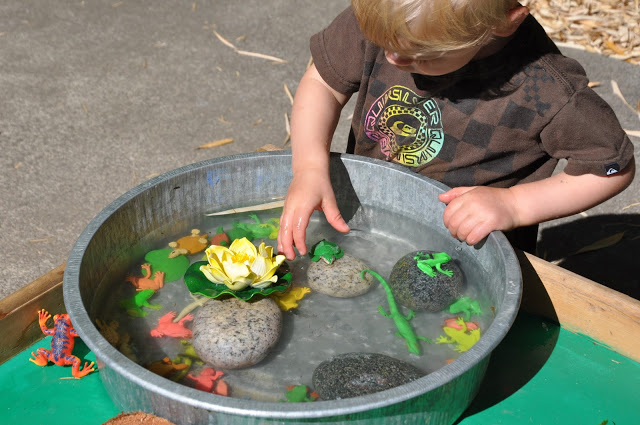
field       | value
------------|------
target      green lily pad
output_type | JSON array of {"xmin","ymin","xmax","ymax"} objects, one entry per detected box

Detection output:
[
  {"xmin": 144, "ymin": 248, "xmax": 191, "ymax": 282},
  {"xmin": 184, "ymin": 261, "xmax": 292, "ymax": 301}
]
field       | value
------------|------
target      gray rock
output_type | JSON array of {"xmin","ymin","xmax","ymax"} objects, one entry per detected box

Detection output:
[
  {"xmin": 312, "ymin": 352, "xmax": 424, "ymax": 400},
  {"xmin": 192, "ymin": 297, "xmax": 282, "ymax": 369},
  {"xmin": 307, "ymin": 253, "xmax": 373, "ymax": 298},
  {"xmin": 389, "ymin": 250, "xmax": 464, "ymax": 312}
]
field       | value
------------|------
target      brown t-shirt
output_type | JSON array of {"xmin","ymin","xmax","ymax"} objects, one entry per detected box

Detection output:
[{"xmin": 311, "ymin": 8, "xmax": 634, "ymax": 188}]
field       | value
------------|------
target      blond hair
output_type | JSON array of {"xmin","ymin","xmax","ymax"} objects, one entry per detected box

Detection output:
[{"xmin": 351, "ymin": 0, "xmax": 517, "ymax": 55}]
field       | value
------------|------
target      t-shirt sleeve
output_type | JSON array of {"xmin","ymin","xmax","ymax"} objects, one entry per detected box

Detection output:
[
  {"xmin": 310, "ymin": 7, "xmax": 367, "ymax": 95},
  {"xmin": 540, "ymin": 86, "xmax": 635, "ymax": 176}
]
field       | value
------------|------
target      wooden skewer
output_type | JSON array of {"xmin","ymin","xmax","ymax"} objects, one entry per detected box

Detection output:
[{"xmin": 205, "ymin": 199, "xmax": 285, "ymax": 216}]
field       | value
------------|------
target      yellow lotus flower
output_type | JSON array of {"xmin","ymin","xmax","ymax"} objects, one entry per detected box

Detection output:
[{"xmin": 199, "ymin": 237, "xmax": 286, "ymax": 291}]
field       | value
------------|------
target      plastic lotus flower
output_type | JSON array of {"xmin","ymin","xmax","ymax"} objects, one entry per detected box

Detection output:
[{"xmin": 199, "ymin": 237, "xmax": 286, "ymax": 291}]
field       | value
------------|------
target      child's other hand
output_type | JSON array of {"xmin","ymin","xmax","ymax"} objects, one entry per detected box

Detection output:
[
  {"xmin": 438, "ymin": 186, "xmax": 520, "ymax": 245},
  {"xmin": 278, "ymin": 168, "xmax": 350, "ymax": 260}
]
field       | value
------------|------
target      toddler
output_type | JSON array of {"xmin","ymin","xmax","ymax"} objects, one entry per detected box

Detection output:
[{"xmin": 277, "ymin": 0, "xmax": 635, "ymax": 258}]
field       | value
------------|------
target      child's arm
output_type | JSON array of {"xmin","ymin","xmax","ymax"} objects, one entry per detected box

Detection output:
[
  {"xmin": 277, "ymin": 64, "xmax": 352, "ymax": 260},
  {"xmin": 439, "ymin": 160, "xmax": 635, "ymax": 245}
]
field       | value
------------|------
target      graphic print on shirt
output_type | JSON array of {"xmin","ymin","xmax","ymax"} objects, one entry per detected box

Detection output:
[{"xmin": 364, "ymin": 85, "xmax": 444, "ymax": 167}]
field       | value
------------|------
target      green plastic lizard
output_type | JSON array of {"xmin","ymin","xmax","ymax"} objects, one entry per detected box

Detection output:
[
  {"xmin": 413, "ymin": 252, "xmax": 454, "ymax": 277},
  {"xmin": 119, "ymin": 289, "xmax": 162, "ymax": 317},
  {"xmin": 361, "ymin": 269, "xmax": 432, "ymax": 355}
]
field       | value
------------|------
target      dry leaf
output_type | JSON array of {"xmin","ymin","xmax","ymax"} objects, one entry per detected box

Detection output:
[
  {"xmin": 196, "ymin": 138, "xmax": 234, "ymax": 149},
  {"xmin": 256, "ymin": 144, "xmax": 282, "ymax": 152},
  {"xmin": 604, "ymin": 39, "xmax": 626, "ymax": 55},
  {"xmin": 573, "ymin": 232, "xmax": 625, "ymax": 255}
]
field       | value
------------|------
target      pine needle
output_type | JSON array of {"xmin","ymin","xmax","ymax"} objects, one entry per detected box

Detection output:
[
  {"xmin": 283, "ymin": 83, "xmax": 294, "ymax": 105},
  {"xmin": 573, "ymin": 232, "xmax": 625, "ymax": 255},
  {"xmin": 284, "ymin": 112, "xmax": 291, "ymax": 135},
  {"xmin": 213, "ymin": 30, "xmax": 288, "ymax": 64},
  {"xmin": 196, "ymin": 138, "xmax": 234, "ymax": 149},
  {"xmin": 611, "ymin": 80, "xmax": 637, "ymax": 114},
  {"xmin": 236, "ymin": 49, "xmax": 288, "ymax": 64},
  {"xmin": 621, "ymin": 202, "xmax": 640, "ymax": 211},
  {"xmin": 213, "ymin": 30, "xmax": 236, "ymax": 50}
]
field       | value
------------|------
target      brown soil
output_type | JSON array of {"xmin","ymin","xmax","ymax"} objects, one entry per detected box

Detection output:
[{"xmin": 102, "ymin": 412, "xmax": 177, "ymax": 425}]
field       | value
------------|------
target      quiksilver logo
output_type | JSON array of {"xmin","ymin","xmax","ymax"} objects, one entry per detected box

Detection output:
[{"xmin": 605, "ymin": 162, "xmax": 620, "ymax": 175}]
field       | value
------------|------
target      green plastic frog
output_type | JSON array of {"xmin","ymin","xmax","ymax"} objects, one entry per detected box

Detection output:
[
  {"xmin": 281, "ymin": 385, "xmax": 318, "ymax": 402},
  {"xmin": 413, "ymin": 252, "xmax": 454, "ymax": 277},
  {"xmin": 309, "ymin": 240, "xmax": 344, "ymax": 264},
  {"xmin": 448, "ymin": 296, "xmax": 482, "ymax": 320},
  {"xmin": 436, "ymin": 317, "xmax": 481, "ymax": 352}
]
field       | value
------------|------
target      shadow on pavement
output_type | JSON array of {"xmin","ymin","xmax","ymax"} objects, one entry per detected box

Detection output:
[{"xmin": 537, "ymin": 214, "xmax": 640, "ymax": 301}]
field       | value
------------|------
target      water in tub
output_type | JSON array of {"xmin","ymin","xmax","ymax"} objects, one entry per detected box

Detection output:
[{"xmin": 94, "ymin": 205, "xmax": 494, "ymax": 401}]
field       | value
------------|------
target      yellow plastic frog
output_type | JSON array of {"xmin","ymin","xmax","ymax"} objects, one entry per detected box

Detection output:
[{"xmin": 435, "ymin": 317, "xmax": 481, "ymax": 353}]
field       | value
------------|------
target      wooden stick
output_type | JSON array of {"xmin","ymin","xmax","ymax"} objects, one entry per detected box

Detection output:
[{"xmin": 205, "ymin": 200, "xmax": 285, "ymax": 216}]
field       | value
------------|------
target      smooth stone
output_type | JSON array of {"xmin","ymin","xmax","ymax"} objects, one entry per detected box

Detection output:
[
  {"xmin": 192, "ymin": 297, "xmax": 282, "ymax": 369},
  {"xmin": 312, "ymin": 352, "xmax": 424, "ymax": 400},
  {"xmin": 306, "ymin": 253, "xmax": 373, "ymax": 298},
  {"xmin": 389, "ymin": 250, "xmax": 464, "ymax": 312}
]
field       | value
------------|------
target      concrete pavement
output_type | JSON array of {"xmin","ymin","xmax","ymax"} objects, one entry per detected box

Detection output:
[{"xmin": 1, "ymin": 1, "xmax": 638, "ymax": 300}]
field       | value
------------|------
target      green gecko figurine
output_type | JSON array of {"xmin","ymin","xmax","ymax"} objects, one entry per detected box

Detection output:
[
  {"xmin": 361, "ymin": 269, "xmax": 432, "ymax": 355},
  {"xmin": 309, "ymin": 239, "xmax": 344, "ymax": 264},
  {"xmin": 436, "ymin": 317, "xmax": 481, "ymax": 352},
  {"xmin": 119, "ymin": 289, "xmax": 162, "ymax": 317},
  {"xmin": 448, "ymin": 296, "xmax": 482, "ymax": 321},
  {"xmin": 414, "ymin": 252, "xmax": 454, "ymax": 277}
]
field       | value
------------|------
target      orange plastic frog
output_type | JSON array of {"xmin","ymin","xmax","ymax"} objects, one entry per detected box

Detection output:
[{"xmin": 29, "ymin": 309, "xmax": 95, "ymax": 378}]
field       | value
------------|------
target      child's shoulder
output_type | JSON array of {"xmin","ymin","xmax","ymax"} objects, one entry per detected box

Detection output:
[{"xmin": 513, "ymin": 15, "xmax": 590, "ymax": 95}]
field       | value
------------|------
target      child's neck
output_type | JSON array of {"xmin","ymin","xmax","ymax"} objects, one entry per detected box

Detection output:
[{"xmin": 474, "ymin": 34, "xmax": 515, "ymax": 61}]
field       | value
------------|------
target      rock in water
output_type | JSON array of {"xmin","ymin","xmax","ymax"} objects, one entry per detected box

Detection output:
[
  {"xmin": 192, "ymin": 297, "xmax": 282, "ymax": 369},
  {"xmin": 307, "ymin": 253, "xmax": 373, "ymax": 298},
  {"xmin": 389, "ymin": 250, "xmax": 464, "ymax": 312},
  {"xmin": 312, "ymin": 352, "xmax": 424, "ymax": 400}
]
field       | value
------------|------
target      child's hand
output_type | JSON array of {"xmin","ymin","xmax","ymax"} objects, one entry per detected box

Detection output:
[
  {"xmin": 438, "ymin": 186, "xmax": 520, "ymax": 245},
  {"xmin": 278, "ymin": 168, "xmax": 350, "ymax": 260}
]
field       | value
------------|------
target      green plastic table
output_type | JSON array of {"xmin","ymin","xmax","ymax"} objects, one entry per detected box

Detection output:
[{"xmin": 1, "ymin": 311, "xmax": 637, "ymax": 425}]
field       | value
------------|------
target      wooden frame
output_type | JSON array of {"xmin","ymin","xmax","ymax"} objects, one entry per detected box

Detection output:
[{"xmin": 1, "ymin": 253, "xmax": 639, "ymax": 365}]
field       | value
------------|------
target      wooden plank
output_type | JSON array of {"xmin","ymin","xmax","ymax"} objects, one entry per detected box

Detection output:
[
  {"xmin": 0, "ymin": 264, "xmax": 66, "ymax": 364},
  {"xmin": 519, "ymin": 250, "xmax": 640, "ymax": 363}
]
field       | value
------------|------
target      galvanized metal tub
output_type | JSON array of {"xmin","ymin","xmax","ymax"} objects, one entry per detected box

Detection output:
[{"xmin": 64, "ymin": 152, "xmax": 521, "ymax": 425}]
